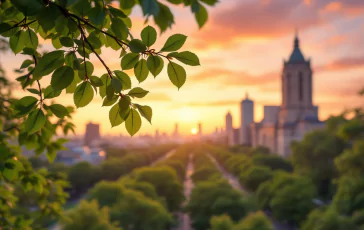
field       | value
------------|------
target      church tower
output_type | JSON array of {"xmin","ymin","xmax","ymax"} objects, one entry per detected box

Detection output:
[{"xmin": 279, "ymin": 32, "xmax": 316, "ymax": 124}]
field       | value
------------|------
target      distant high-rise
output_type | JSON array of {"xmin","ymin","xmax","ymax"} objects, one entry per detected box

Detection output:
[
  {"xmin": 198, "ymin": 123, "xmax": 202, "ymax": 137},
  {"xmin": 240, "ymin": 93, "xmax": 254, "ymax": 145},
  {"xmin": 84, "ymin": 122, "xmax": 100, "ymax": 146},
  {"xmin": 173, "ymin": 123, "xmax": 179, "ymax": 136},
  {"xmin": 155, "ymin": 129, "xmax": 160, "ymax": 140},
  {"xmin": 225, "ymin": 111, "xmax": 233, "ymax": 135}
]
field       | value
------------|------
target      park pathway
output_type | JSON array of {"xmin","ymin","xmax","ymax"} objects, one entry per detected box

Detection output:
[
  {"xmin": 49, "ymin": 149, "xmax": 177, "ymax": 230},
  {"xmin": 172, "ymin": 154, "xmax": 194, "ymax": 230},
  {"xmin": 207, "ymin": 154, "xmax": 295, "ymax": 230},
  {"xmin": 150, "ymin": 149, "xmax": 176, "ymax": 166}
]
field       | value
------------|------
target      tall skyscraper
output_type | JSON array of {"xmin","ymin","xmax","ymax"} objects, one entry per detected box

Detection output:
[
  {"xmin": 198, "ymin": 123, "xmax": 202, "ymax": 137},
  {"xmin": 225, "ymin": 111, "xmax": 233, "ymax": 135},
  {"xmin": 155, "ymin": 129, "xmax": 160, "ymax": 140},
  {"xmin": 240, "ymin": 93, "xmax": 254, "ymax": 145},
  {"xmin": 173, "ymin": 123, "xmax": 179, "ymax": 136},
  {"xmin": 84, "ymin": 122, "xmax": 100, "ymax": 146}
]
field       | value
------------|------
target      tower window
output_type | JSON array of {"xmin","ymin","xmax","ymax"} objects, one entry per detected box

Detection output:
[
  {"xmin": 299, "ymin": 72, "xmax": 303, "ymax": 101},
  {"xmin": 287, "ymin": 73, "xmax": 291, "ymax": 103}
]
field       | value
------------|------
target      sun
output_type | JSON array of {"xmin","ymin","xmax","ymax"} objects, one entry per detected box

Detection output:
[{"xmin": 191, "ymin": 128, "xmax": 198, "ymax": 135}]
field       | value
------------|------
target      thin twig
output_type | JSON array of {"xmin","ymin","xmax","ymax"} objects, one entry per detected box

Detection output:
[
  {"xmin": 32, "ymin": 55, "xmax": 43, "ymax": 104},
  {"xmin": 75, "ymin": 18, "xmax": 113, "ymax": 79}
]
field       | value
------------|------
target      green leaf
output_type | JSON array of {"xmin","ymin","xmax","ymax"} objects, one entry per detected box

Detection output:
[
  {"xmin": 109, "ymin": 103, "xmax": 124, "ymax": 127},
  {"xmin": 25, "ymin": 109, "xmax": 46, "ymax": 134},
  {"xmin": 9, "ymin": 30, "xmax": 26, "ymax": 54},
  {"xmin": 125, "ymin": 109, "xmax": 141, "ymax": 136},
  {"xmin": 195, "ymin": 3, "xmax": 208, "ymax": 28},
  {"xmin": 49, "ymin": 104, "xmax": 68, "ymax": 118},
  {"xmin": 87, "ymin": 32, "xmax": 102, "ymax": 49},
  {"xmin": 27, "ymin": 88, "xmax": 39, "ymax": 95},
  {"xmin": 134, "ymin": 59, "xmax": 149, "ymax": 83},
  {"xmin": 66, "ymin": 77, "xmax": 77, "ymax": 94},
  {"xmin": 0, "ymin": 23, "xmax": 12, "ymax": 34},
  {"xmin": 74, "ymin": 82, "xmax": 94, "ymax": 108},
  {"xmin": 129, "ymin": 39, "xmax": 147, "ymax": 53},
  {"xmin": 141, "ymin": 0, "xmax": 160, "ymax": 16},
  {"xmin": 51, "ymin": 66, "xmax": 74, "ymax": 90},
  {"xmin": 65, "ymin": 52, "xmax": 77, "ymax": 68},
  {"xmin": 128, "ymin": 87, "xmax": 149, "ymax": 98},
  {"xmin": 90, "ymin": 76, "xmax": 104, "ymax": 87},
  {"xmin": 108, "ymin": 5, "xmax": 127, "ymax": 18},
  {"xmin": 14, "ymin": 96, "xmax": 38, "ymax": 116},
  {"xmin": 105, "ymin": 32, "xmax": 120, "ymax": 50},
  {"xmin": 111, "ymin": 78, "xmax": 122, "ymax": 93},
  {"xmin": 111, "ymin": 17, "xmax": 128, "ymax": 40},
  {"xmin": 147, "ymin": 55, "xmax": 164, "ymax": 77},
  {"xmin": 119, "ymin": 96, "xmax": 131, "ymax": 119},
  {"xmin": 102, "ymin": 95, "xmax": 118, "ymax": 106},
  {"xmin": 141, "ymin": 26, "xmax": 157, "ymax": 47},
  {"xmin": 121, "ymin": 53, "xmax": 140, "ymax": 70},
  {"xmin": 154, "ymin": 3, "xmax": 175, "ymax": 33},
  {"xmin": 3, "ymin": 168, "xmax": 16, "ymax": 181},
  {"xmin": 3, "ymin": 159, "xmax": 22, "ymax": 181},
  {"xmin": 25, "ymin": 29, "xmax": 38, "ymax": 50},
  {"xmin": 78, "ymin": 61, "xmax": 94, "ymax": 79},
  {"xmin": 52, "ymin": 37, "xmax": 63, "ymax": 49},
  {"xmin": 43, "ymin": 85, "xmax": 62, "ymax": 99},
  {"xmin": 100, "ymin": 74, "xmax": 111, "ymax": 98},
  {"xmin": 114, "ymin": 71, "xmax": 132, "ymax": 90},
  {"xmin": 135, "ymin": 104, "xmax": 152, "ymax": 124},
  {"xmin": 106, "ymin": 84, "xmax": 115, "ymax": 100},
  {"xmin": 89, "ymin": 5, "xmax": 106, "ymax": 26},
  {"xmin": 161, "ymin": 34, "xmax": 187, "ymax": 52},
  {"xmin": 46, "ymin": 147, "xmax": 56, "ymax": 163},
  {"xmin": 33, "ymin": 51, "xmax": 65, "ymax": 80},
  {"xmin": 167, "ymin": 61, "xmax": 186, "ymax": 89},
  {"xmin": 20, "ymin": 59, "xmax": 34, "ymax": 69},
  {"xmin": 60, "ymin": 37, "xmax": 74, "ymax": 47},
  {"xmin": 168, "ymin": 51, "xmax": 200, "ymax": 66},
  {"xmin": 12, "ymin": 0, "xmax": 44, "ymax": 16}
]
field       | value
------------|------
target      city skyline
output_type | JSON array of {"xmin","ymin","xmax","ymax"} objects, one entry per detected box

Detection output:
[{"xmin": 4, "ymin": 0, "xmax": 364, "ymax": 135}]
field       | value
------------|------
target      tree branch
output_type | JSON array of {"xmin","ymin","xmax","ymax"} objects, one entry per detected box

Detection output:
[
  {"xmin": 32, "ymin": 55, "xmax": 43, "ymax": 104},
  {"xmin": 75, "ymin": 18, "xmax": 113, "ymax": 79}
]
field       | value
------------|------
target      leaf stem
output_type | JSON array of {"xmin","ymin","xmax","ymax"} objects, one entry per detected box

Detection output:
[{"xmin": 32, "ymin": 55, "xmax": 43, "ymax": 105}]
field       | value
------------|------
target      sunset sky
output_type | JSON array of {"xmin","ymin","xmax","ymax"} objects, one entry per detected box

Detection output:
[{"xmin": 3, "ymin": 0, "xmax": 364, "ymax": 136}]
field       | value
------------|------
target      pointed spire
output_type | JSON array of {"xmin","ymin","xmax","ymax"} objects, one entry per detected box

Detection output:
[
  {"xmin": 294, "ymin": 28, "xmax": 299, "ymax": 49},
  {"xmin": 245, "ymin": 92, "xmax": 249, "ymax": 99}
]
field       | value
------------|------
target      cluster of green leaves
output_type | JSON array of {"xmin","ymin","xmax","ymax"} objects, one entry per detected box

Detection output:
[
  {"xmin": 0, "ymin": 0, "xmax": 219, "ymax": 228},
  {"xmin": 0, "ymin": 0, "xmax": 211, "ymax": 137}
]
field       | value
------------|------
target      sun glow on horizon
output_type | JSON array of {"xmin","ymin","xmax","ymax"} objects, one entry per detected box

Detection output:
[{"xmin": 191, "ymin": 128, "xmax": 198, "ymax": 135}]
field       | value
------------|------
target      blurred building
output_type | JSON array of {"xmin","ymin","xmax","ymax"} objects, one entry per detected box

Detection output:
[
  {"xmin": 84, "ymin": 122, "xmax": 100, "ymax": 146},
  {"xmin": 224, "ymin": 33, "xmax": 325, "ymax": 156},
  {"xmin": 198, "ymin": 123, "xmax": 202, "ymax": 137},
  {"xmin": 249, "ymin": 33, "xmax": 324, "ymax": 156},
  {"xmin": 173, "ymin": 123, "xmax": 179, "ymax": 137},
  {"xmin": 240, "ymin": 93, "xmax": 254, "ymax": 145}
]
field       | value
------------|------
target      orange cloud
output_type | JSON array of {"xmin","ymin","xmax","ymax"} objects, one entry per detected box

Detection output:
[
  {"xmin": 321, "ymin": 2, "xmax": 342, "ymax": 13},
  {"xmin": 192, "ymin": 0, "xmax": 323, "ymax": 47},
  {"xmin": 316, "ymin": 56, "xmax": 364, "ymax": 71},
  {"xmin": 190, "ymin": 68, "xmax": 279, "ymax": 87}
]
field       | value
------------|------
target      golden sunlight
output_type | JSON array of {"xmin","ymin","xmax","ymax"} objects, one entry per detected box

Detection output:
[
  {"xmin": 191, "ymin": 128, "xmax": 198, "ymax": 135},
  {"xmin": 177, "ymin": 107, "xmax": 198, "ymax": 122}
]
